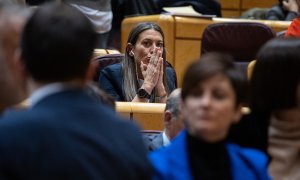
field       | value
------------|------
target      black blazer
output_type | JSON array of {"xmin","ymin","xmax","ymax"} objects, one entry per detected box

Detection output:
[{"xmin": 0, "ymin": 89, "xmax": 152, "ymax": 179}]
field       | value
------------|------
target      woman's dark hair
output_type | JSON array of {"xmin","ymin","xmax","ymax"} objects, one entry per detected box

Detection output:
[
  {"xmin": 181, "ymin": 52, "xmax": 247, "ymax": 107},
  {"xmin": 250, "ymin": 38, "xmax": 300, "ymax": 112},
  {"xmin": 122, "ymin": 22, "xmax": 168, "ymax": 101}
]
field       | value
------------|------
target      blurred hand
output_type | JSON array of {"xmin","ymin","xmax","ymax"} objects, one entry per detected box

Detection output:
[{"xmin": 283, "ymin": 0, "xmax": 299, "ymax": 13}]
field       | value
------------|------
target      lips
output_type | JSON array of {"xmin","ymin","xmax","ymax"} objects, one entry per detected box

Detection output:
[{"xmin": 196, "ymin": 114, "xmax": 212, "ymax": 121}]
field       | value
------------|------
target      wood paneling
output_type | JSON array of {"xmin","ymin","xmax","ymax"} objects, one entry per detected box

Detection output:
[
  {"xmin": 133, "ymin": 114, "xmax": 164, "ymax": 130},
  {"xmin": 175, "ymin": 17, "xmax": 211, "ymax": 39},
  {"xmin": 175, "ymin": 40, "xmax": 200, "ymax": 86},
  {"xmin": 242, "ymin": 0, "xmax": 278, "ymax": 9},
  {"xmin": 222, "ymin": 10, "xmax": 241, "ymax": 18},
  {"xmin": 220, "ymin": 0, "xmax": 240, "ymax": 9}
]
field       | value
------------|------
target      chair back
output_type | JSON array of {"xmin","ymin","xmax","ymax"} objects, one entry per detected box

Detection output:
[
  {"xmin": 201, "ymin": 22, "xmax": 275, "ymax": 62},
  {"xmin": 201, "ymin": 22, "xmax": 275, "ymax": 78},
  {"xmin": 92, "ymin": 54, "xmax": 124, "ymax": 82}
]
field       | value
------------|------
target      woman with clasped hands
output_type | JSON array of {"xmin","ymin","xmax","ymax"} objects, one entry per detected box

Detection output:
[{"xmin": 99, "ymin": 22, "xmax": 177, "ymax": 102}]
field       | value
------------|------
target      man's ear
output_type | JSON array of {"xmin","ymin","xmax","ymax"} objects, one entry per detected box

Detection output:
[
  {"xmin": 14, "ymin": 49, "xmax": 27, "ymax": 79},
  {"xmin": 85, "ymin": 59, "xmax": 97, "ymax": 82},
  {"xmin": 164, "ymin": 111, "xmax": 173, "ymax": 127},
  {"xmin": 233, "ymin": 104, "xmax": 243, "ymax": 124}
]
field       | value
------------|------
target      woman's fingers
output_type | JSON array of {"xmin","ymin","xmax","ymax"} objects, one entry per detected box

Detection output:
[
  {"xmin": 141, "ymin": 48, "xmax": 163, "ymax": 90},
  {"xmin": 140, "ymin": 61, "xmax": 147, "ymax": 71},
  {"xmin": 157, "ymin": 57, "xmax": 164, "ymax": 83},
  {"xmin": 149, "ymin": 48, "xmax": 162, "ymax": 66}
]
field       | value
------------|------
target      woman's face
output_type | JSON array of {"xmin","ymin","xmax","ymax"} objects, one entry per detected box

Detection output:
[
  {"xmin": 131, "ymin": 29, "xmax": 163, "ymax": 67},
  {"xmin": 182, "ymin": 73, "xmax": 242, "ymax": 143}
]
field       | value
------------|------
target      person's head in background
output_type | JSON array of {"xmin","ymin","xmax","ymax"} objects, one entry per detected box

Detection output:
[
  {"xmin": 0, "ymin": 2, "xmax": 30, "ymax": 113},
  {"xmin": 250, "ymin": 38, "xmax": 300, "ymax": 122},
  {"xmin": 123, "ymin": 22, "xmax": 168, "ymax": 101},
  {"xmin": 163, "ymin": 88, "xmax": 184, "ymax": 141},
  {"xmin": 279, "ymin": 0, "xmax": 300, "ymax": 12},
  {"xmin": 181, "ymin": 52, "xmax": 247, "ymax": 143},
  {"xmin": 21, "ymin": 3, "xmax": 97, "ymax": 89}
]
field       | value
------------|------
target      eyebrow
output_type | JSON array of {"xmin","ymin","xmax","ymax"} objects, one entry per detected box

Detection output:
[{"xmin": 142, "ymin": 38, "xmax": 163, "ymax": 42}]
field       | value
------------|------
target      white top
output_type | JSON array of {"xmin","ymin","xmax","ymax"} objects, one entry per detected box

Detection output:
[
  {"xmin": 268, "ymin": 115, "xmax": 300, "ymax": 180},
  {"xmin": 71, "ymin": 4, "xmax": 112, "ymax": 34},
  {"xmin": 162, "ymin": 131, "xmax": 171, "ymax": 147}
]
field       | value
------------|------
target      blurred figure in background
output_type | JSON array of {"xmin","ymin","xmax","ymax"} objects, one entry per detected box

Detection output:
[
  {"xmin": 63, "ymin": 0, "xmax": 112, "ymax": 48},
  {"xmin": 250, "ymin": 38, "xmax": 300, "ymax": 180},
  {"xmin": 266, "ymin": 0, "xmax": 299, "ymax": 21},
  {"xmin": 284, "ymin": 0, "xmax": 300, "ymax": 37},
  {"xmin": 0, "ymin": 2, "xmax": 30, "ymax": 114},
  {"xmin": 143, "ymin": 88, "xmax": 184, "ymax": 151}
]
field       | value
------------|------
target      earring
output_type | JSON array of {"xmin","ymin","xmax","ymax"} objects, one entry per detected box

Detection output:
[{"xmin": 129, "ymin": 51, "xmax": 134, "ymax": 56}]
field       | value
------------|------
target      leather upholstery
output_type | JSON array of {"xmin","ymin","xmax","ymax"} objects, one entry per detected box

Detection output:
[
  {"xmin": 201, "ymin": 22, "xmax": 275, "ymax": 62},
  {"xmin": 92, "ymin": 54, "xmax": 124, "ymax": 82}
]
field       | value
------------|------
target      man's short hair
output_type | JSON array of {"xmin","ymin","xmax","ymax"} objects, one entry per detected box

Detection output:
[
  {"xmin": 21, "ymin": 3, "xmax": 97, "ymax": 82},
  {"xmin": 165, "ymin": 89, "xmax": 181, "ymax": 118}
]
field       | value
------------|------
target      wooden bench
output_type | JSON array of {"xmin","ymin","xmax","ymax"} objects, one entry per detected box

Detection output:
[
  {"xmin": 93, "ymin": 49, "xmax": 120, "ymax": 58},
  {"xmin": 116, "ymin": 102, "xmax": 166, "ymax": 130},
  {"xmin": 115, "ymin": 102, "xmax": 250, "ymax": 130},
  {"xmin": 122, "ymin": 15, "xmax": 290, "ymax": 86},
  {"xmin": 16, "ymin": 100, "xmax": 250, "ymax": 131}
]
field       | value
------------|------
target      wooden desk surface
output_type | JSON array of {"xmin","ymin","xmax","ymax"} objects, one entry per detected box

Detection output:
[
  {"xmin": 175, "ymin": 17, "xmax": 291, "ymax": 39},
  {"xmin": 115, "ymin": 101, "xmax": 250, "ymax": 130}
]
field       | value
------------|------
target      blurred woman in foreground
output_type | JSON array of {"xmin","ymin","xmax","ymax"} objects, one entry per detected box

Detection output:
[{"xmin": 150, "ymin": 52, "xmax": 270, "ymax": 180}]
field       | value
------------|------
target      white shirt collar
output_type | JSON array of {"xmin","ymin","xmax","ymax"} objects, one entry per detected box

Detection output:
[
  {"xmin": 29, "ymin": 82, "xmax": 77, "ymax": 107},
  {"xmin": 162, "ymin": 131, "xmax": 171, "ymax": 147}
]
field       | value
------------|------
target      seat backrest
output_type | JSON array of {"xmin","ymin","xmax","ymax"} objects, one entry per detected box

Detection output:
[
  {"xmin": 247, "ymin": 60, "xmax": 256, "ymax": 80},
  {"xmin": 92, "ymin": 54, "xmax": 124, "ymax": 82},
  {"xmin": 201, "ymin": 22, "xmax": 275, "ymax": 62}
]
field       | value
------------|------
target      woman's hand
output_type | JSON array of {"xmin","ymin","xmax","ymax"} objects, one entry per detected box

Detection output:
[
  {"xmin": 140, "ymin": 48, "xmax": 162, "ymax": 94},
  {"xmin": 155, "ymin": 57, "xmax": 167, "ymax": 100}
]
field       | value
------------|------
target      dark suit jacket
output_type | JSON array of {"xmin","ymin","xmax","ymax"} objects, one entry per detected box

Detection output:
[
  {"xmin": 0, "ymin": 89, "xmax": 151, "ymax": 180},
  {"xmin": 266, "ymin": 4, "xmax": 298, "ymax": 21},
  {"xmin": 143, "ymin": 132, "xmax": 164, "ymax": 151},
  {"xmin": 99, "ymin": 63, "xmax": 177, "ymax": 101}
]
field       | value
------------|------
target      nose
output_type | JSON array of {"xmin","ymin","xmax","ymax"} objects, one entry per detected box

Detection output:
[
  {"xmin": 200, "ymin": 93, "xmax": 212, "ymax": 108},
  {"xmin": 150, "ymin": 43, "xmax": 159, "ymax": 54}
]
